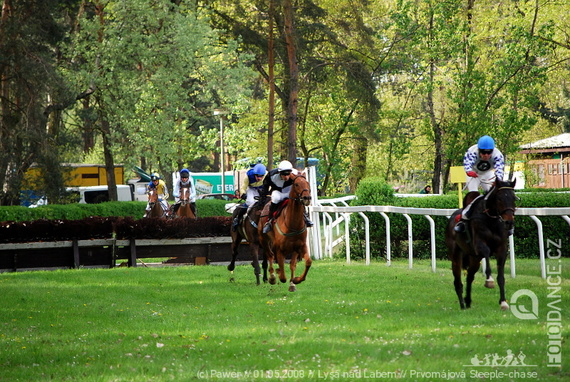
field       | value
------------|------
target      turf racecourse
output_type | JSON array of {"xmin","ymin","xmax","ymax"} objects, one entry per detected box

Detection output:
[{"xmin": 0, "ymin": 259, "xmax": 567, "ymax": 382}]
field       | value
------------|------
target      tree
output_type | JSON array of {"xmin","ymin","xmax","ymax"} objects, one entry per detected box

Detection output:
[{"xmin": 63, "ymin": 0, "xmax": 255, "ymax": 198}]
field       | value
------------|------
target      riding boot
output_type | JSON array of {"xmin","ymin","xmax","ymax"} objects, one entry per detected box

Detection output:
[
  {"xmin": 454, "ymin": 212, "xmax": 469, "ymax": 233},
  {"xmin": 190, "ymin": 202, "xmax": 197, "ymax": 217},
  {"xmin": 232, "ymin": 205, "xmax": 246, "ymax": 231},
  {"xmin": 304, "ymin": 211, "xmax": 314, "ymax": 227},
  {"xmin": 454, "ymin": 220, "xmax": 467, "ymax": 233},
  {"xmin": 263, "ymin": 203, "xmax": 279, "ymax": 234},
  {"xmin": 173, "ymin": 203, "xmax": 180, "ymax": 214}
]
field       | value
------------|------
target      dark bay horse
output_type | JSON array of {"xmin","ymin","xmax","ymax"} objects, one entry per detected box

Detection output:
[
  {"xmin": 445, "ymin": 179, "xmax": 517, "ymax": 310},
  {"xmin": 259, "ymin": 174, "xmax": 312, "ymax": 292},
  {"xmin": 228, "ymin": 201, "xmax": 266, "ymax": 285},
  {"xmin": 174, "ymin": 187, "xmax": 196, "ymax": 219},
  {"xmin": 146, "ymin": 189, "xmax": 167, "ymax": 218}
]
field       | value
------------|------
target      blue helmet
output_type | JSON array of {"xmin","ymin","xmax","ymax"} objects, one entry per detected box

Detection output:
[
  {"xmin": 252, "ymin": 163, "xmax": 266, "ymax": 176},
  {"xmin": 180, "ymin": 168, "xmax": 190, "ymax": 177},
  {"xmin": 477, "ymin": 135, "xmax": 495, "ymax": 150},
  {"xmin": 150, "ymin": 173, "xmax": 161, "ymax": 181}
]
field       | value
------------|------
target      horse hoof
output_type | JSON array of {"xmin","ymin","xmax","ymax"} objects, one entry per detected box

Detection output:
[
  {"xmin": 485, "ymin": 280, "xmax": 495, "ymax": 289},
  {"xmin": 289, "ymin": 284, "xmax": 296, "ymax": 292},
  {"xmin": 229, "ymin": 277, "xmax": 235, "ymax": 283},
  {"xmin": 500, "ymin": 301, "xmax": 509, "ymax": 311},
  {"xmin": 269, "ymin": 276, "xmax": 276, "ymax": 285}
]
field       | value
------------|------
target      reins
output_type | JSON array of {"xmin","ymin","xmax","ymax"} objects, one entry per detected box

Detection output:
[
  {"xmin": 274, "ymin": 175, "xmax": 310, "ymax": 237},
  {"xmin": 482, "ymin": 186, "xmax": 516, "ymax": 220}
]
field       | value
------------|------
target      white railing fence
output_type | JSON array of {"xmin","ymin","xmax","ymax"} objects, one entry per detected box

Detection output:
[{"xmin": 305, "ymin": 166, "xmax": 570, "ymax": 279}]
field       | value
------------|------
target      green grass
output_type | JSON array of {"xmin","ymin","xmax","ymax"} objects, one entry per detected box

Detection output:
[{"xmin": 0, "ymin": 259, "xmax": 568, "ymax": 381}]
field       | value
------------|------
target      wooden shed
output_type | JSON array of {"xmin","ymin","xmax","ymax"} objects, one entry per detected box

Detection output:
[{"xmin": 520, "ymin": 133, "xmax": 570, "ymax": 188}]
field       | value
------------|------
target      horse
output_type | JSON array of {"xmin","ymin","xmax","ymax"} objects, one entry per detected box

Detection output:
[
  {"xmin": 146, "ymin": 189, "xmax": 167, "ymax": 218},
  {"xmin": 445, "ymin": 178, "xmax": 517, "ymax": 310},
  {"xmin": 174, "ymin": 187, "xmax": 196, "ymax": 219},
  {"xmin": 228, "ymin": 200, "xmax": 267, "ymax": 285},
  {"xmin": 258, "ymin": 174, "xmax": 312, "ymax": 292}
]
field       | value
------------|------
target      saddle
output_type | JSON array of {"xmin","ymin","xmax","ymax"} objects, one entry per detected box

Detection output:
[{"xmin": 261, "ymin": 199, "xmax": 289, "ymax": 219}]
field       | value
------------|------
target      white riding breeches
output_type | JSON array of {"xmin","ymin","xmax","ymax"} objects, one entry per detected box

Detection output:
[
  {"xmin": 271, "ymin": 187, "xmax": 291, "ymax": 205},
  {"xmin": 466, "ymin": 171, "xmax": 496, "ymax": 192}
]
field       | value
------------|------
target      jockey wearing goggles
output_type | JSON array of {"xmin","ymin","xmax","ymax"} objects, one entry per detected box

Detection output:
[{"xmin": 261, "ymin": 160, "xmax": 313, "ymax": 234}]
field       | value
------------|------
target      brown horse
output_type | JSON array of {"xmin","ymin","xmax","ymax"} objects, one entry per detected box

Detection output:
[
  {"xmin": 259, "ymin": 174, "xmax": 312, "ymax": 292},
  {"xmin": 146, "ymin": 189, "xmax": 167, "ymax": 218},
  {"xmin": 228, "ymin": 200, "xmax": 266, "ymax": 285},
  {"xmin": 174, "ymin": 187, "xmax": 196, "ymax": 219},
  {"xmin": 445, "ymin": 179, "xmax": 517, "ymax": 310}
]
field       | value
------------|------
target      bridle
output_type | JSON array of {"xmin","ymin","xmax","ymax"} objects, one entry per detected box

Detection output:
[
  {"xmin": 483, "ymin": 186, "xmax": 516, "ymax": 220},
  {"xmin": 274, "ymin": 175, "xmax": 311, "ymax": 237},
  {"xmin": 291, "ymin": 175, "xmax": 311, "ymax": 205}
]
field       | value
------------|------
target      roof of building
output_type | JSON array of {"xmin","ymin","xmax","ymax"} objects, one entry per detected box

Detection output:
[{"xmin": 520, "ymin": 133, "xmax": 570, "ymax": 149}]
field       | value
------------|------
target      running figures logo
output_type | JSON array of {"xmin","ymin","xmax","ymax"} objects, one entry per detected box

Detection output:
[{"xmin": 465, "ymin": 350, "xmax": 537, "ymax": 367}]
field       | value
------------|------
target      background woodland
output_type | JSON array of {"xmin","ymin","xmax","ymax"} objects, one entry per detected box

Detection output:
[{"xmin": 1, "ymin": 0, "xmax": 569, "ymax": 205}]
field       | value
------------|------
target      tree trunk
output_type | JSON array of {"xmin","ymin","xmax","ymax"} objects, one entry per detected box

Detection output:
[
  {"xmin": 267, "ymin": 0, "xmax": 275, "ymax": 170},
  {"xmin": 283, "ymin": 0, "xmax": 298, "ymax": 166},
  {"xmin": 101, "ymin": 119, "xmax": 118, "ymax": 201}
]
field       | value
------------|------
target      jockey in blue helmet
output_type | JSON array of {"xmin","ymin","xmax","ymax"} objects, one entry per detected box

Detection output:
[
  {"xmin": 232, "ymin": 163, "xmax": 268, "ymax": 231},
  {"xmin": 172, "ymin": 168, "xmax": 197, "ymax": 216},
  {"xmin": 454, "ymin": 135, "xmax": 506, "ymax": 233}
]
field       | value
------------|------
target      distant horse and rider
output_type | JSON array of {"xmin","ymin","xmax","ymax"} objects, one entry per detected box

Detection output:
[
  {"xmin": 173, "ymin": 187, "xmax": 196, "ymax": 219},
  {"xmin": 445, "ymin": 178, "xmax": 517, "ymax": 310},
  {"xmin": 145, "ymin": 188, "xmax": 168, "ymax": 218}
]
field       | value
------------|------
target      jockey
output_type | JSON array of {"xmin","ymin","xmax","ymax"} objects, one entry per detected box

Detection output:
[
  {"xmin": 144, "ymin": 173, "xmax": 170, "ymax": 217},
  {"xmin": 261, "ymin": 160, "xmax": 313, "ymax": 234},
  {"xmin": 454, "ymin": 135, "xmax": 506, "ymax": 233},
  {"xmin": 172, "ymin": 168, "xmax": 197, "ymax": 216},
  {"xmin": 232, "ymin": 163, "xmax": 267, "ymax": 231}
]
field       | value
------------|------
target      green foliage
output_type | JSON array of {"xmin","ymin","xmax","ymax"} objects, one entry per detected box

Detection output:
[
  {"xmin": 354, "ymin": 177, "xmax": 395, "ymax": 205},
  {"xmin": 0, "ymin": 200, "xmax": 232, "ymax": 223}
]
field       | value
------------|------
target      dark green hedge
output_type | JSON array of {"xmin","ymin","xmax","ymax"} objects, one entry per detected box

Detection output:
[
  {"xmin": 0, "ymin": 199, "xmax": 234, "ymax": 222},
  {"xmin": 350, "ymin": 177, "xmax": 569, "ymax": 260}
]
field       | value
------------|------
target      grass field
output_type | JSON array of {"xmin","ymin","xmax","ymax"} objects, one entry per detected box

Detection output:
[{"xmin": 0, "ymin": 258, "xmax": 567, "ymax": 381}]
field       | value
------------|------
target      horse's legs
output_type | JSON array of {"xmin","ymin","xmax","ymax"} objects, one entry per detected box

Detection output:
[
  {"xmin": 465, "ymin": 258, "xmax": 481, "ymax": 309},
  {"xmin": 496, "ymin": 251, "xmax": 509, "ymax": 310},
  {"xmin": 276, "ymin": 251, "xmax": 287, "ymax": 284},
  {"xmin": 267, "ymin": 251, "xmax": 276, "ymax": 285},
  {"xmin": 250, "ymin": 245, "xmax": 261, "ymax": 285},
  {"xmin": 288, "ymin": 253, "xmax": 298, "ymax": 292},
  {"xmin": 261, "ymin": 250, "xmax": 268, "ymax": 283},
  {"xmin": 291, "ymin": 247, "xmax": 312, "ymax": 285},
  {"xmin": 228, "ymin": 232, "xmax": 242, "ymax": 281},
  {"xmin": 451, "ymin": 256, "xmax": 465, "ymax": 309},
  {"xmin": 483, "ymin": 255, "xmax": 495, "ymax": 289}
]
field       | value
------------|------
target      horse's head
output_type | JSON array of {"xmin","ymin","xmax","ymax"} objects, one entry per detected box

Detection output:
[
  {"xmin": 487, "ymin": 179, "xmax": 517, "ymax": 231},
  {"xmin": 180, "ymin": 187, "xmax": 190, "ymax": 205},
  {"xmin": 147, "ymin": 188, "xmax": 158, "ymax": 205},
  {"xmin": 290, "ymin": 174, "xmax": 311, "ymax": 207}
]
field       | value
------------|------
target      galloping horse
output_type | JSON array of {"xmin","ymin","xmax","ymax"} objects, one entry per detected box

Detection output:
[
  {"xmin": 259, "ymin": 174, "xmax": 312, "ymax": 292},
  {"xmin": 174, "ymin": 187, "xmax": 196, "ymax": 219},
  {"xmin": 146, "ymin": 189, "xmax": 167, "ymax": 218},
  {"xmin": 445, "ymin": 179, "xmax": 517, "ymax": 310},
  {"xmin": 228, "ymin": 200, "xmax": 266, "ymax": 285}
]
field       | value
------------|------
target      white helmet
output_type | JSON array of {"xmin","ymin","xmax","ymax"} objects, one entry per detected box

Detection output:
[{"xmin": 277, "ymin": 160, "xmax": 293, "ymax": 173}]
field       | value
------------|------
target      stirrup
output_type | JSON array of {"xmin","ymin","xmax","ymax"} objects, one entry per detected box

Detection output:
[
  {"xmin": 262, "ymin": 221, "xmax": 272, "ymax": 234},
  {"xmin": 305, "ymin": 218, "xmax": 314, "ymax": 228}
]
